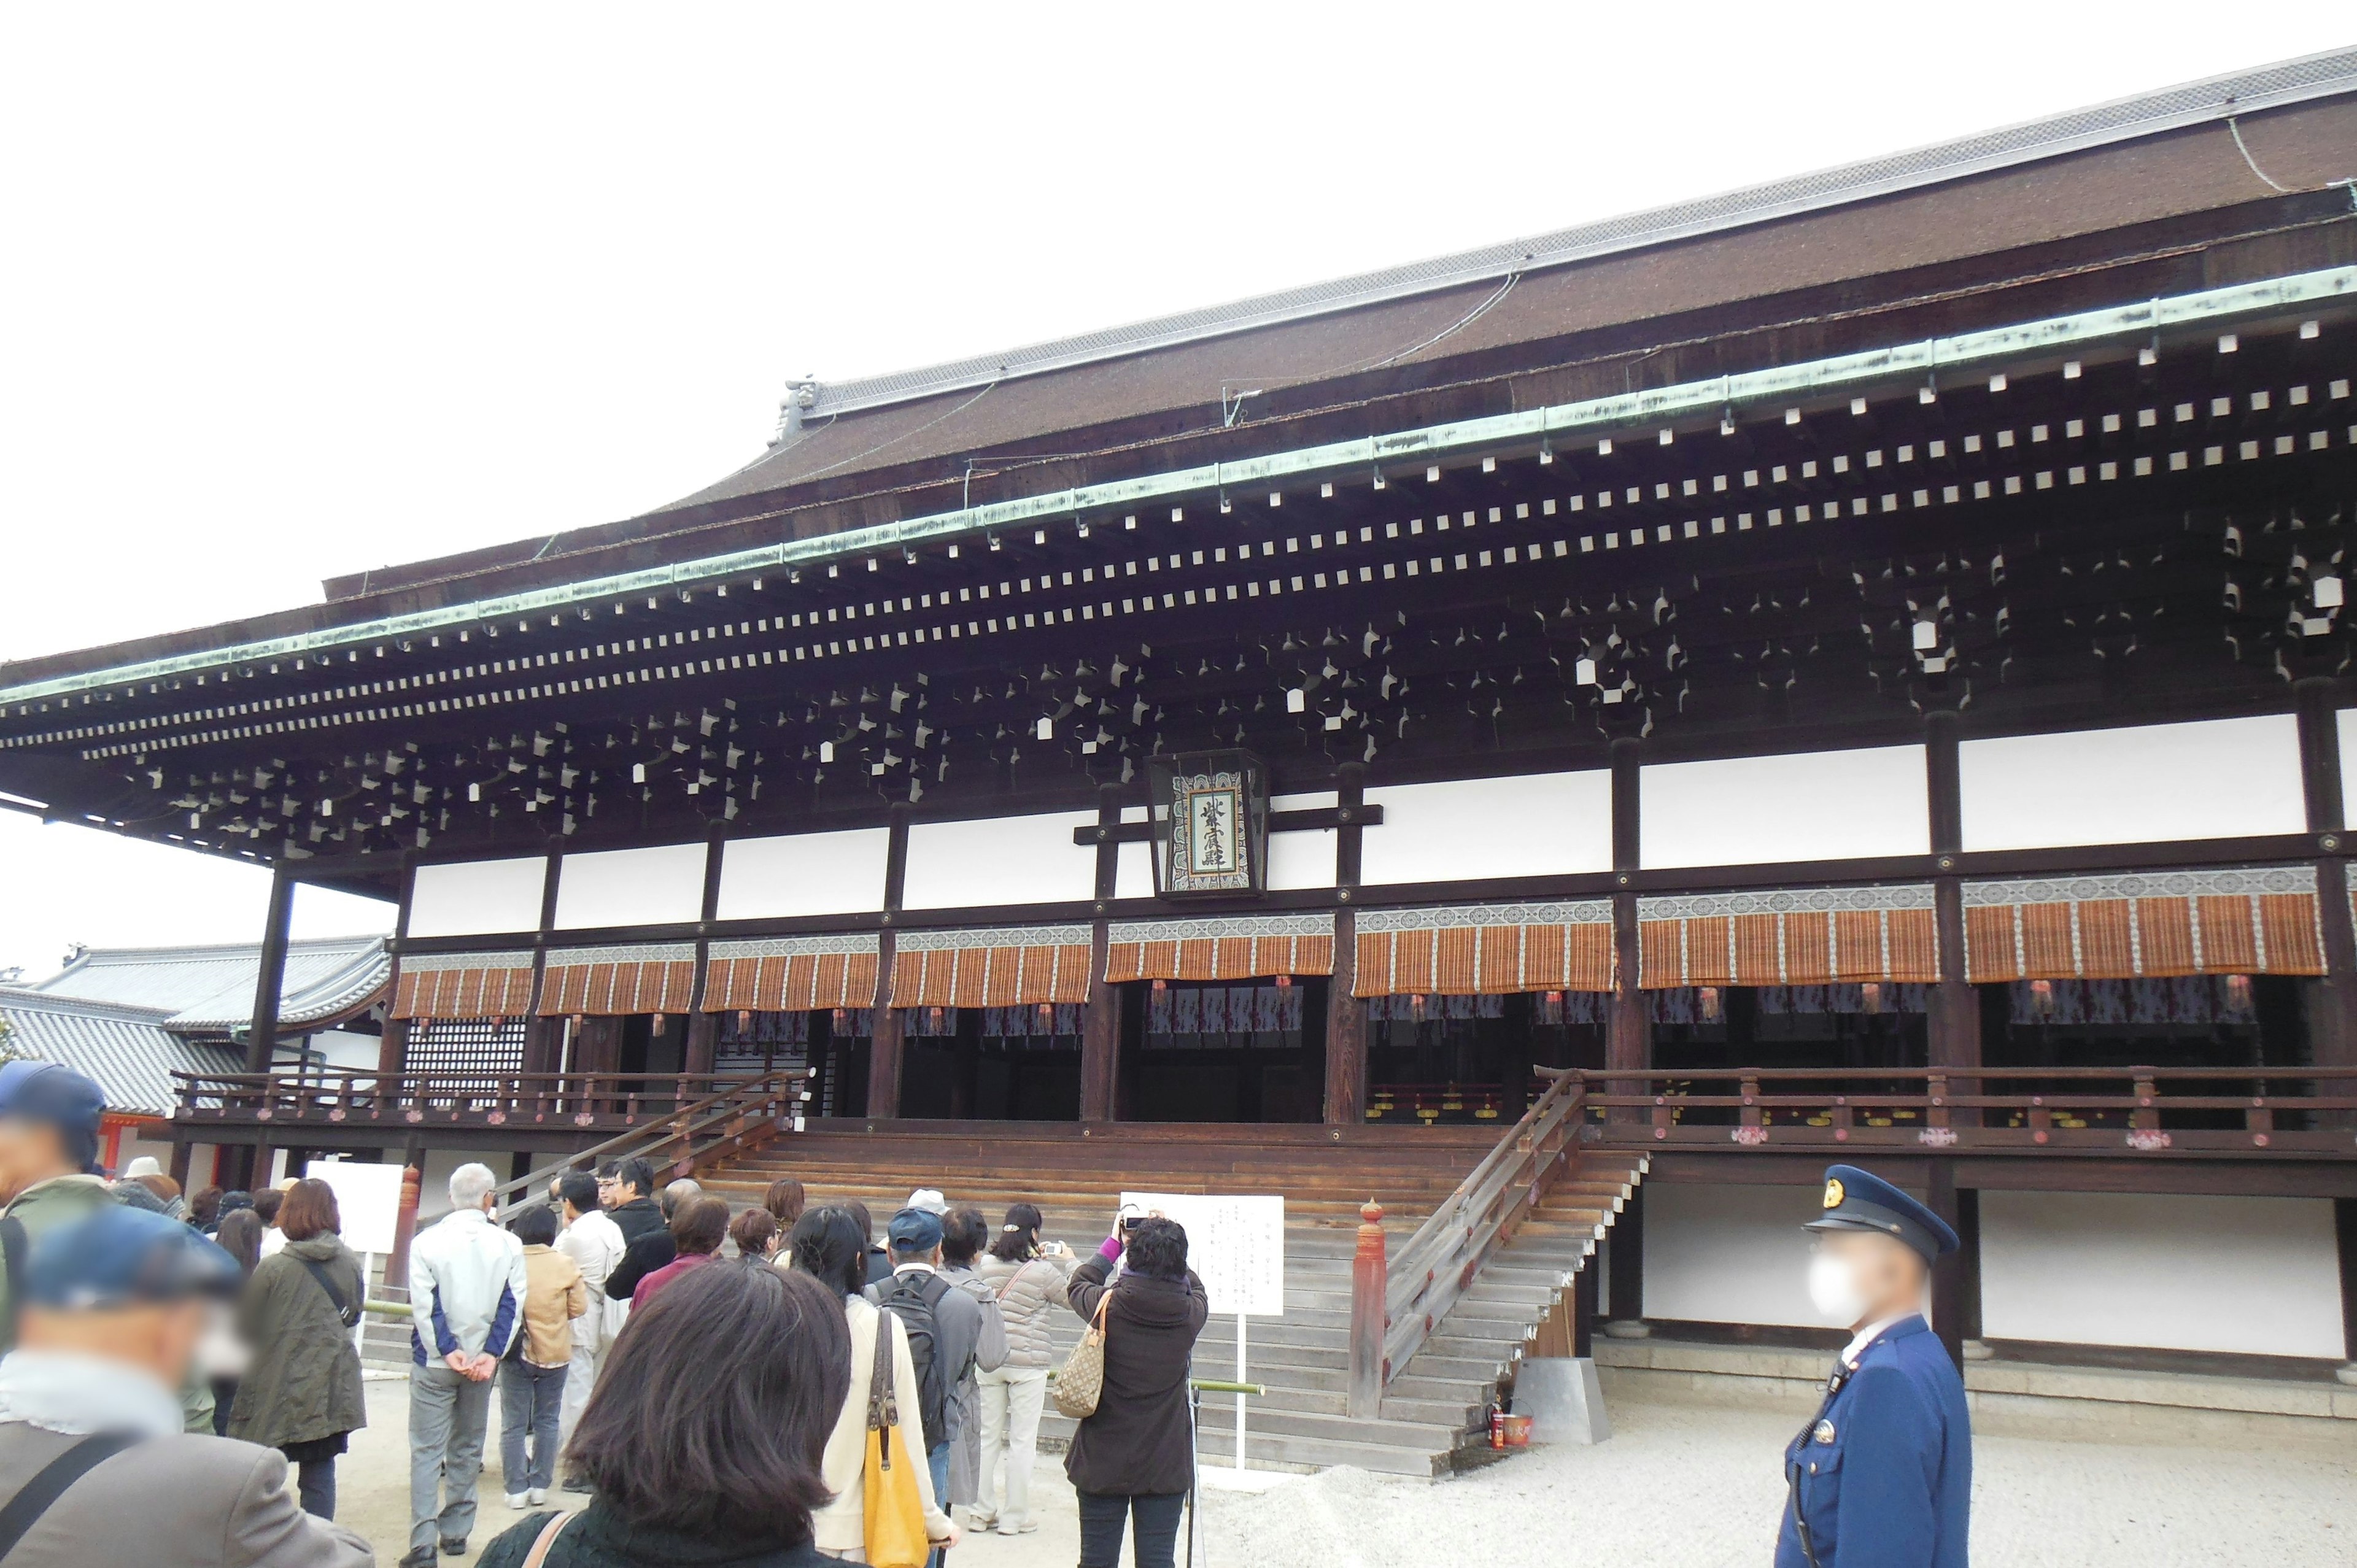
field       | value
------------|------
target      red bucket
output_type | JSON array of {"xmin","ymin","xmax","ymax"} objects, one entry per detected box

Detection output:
[{"xmin": 1489, "ymin": 1412, "xmax": 1533, "ymax": 1450}]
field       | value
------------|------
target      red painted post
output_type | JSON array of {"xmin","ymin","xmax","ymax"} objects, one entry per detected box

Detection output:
[
  {"xmin": 1347, "ymin": 1199, "xmax": 1387, "ymax": 1419},
  {"xmin": 385, "ymin": 1159, "xmax": 424, "ymax": 1290}
]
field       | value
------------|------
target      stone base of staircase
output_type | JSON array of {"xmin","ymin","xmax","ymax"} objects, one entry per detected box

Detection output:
[{"xmin": 1596, "ymin": 1336, "xmax": 2357, "ymax": 1443}]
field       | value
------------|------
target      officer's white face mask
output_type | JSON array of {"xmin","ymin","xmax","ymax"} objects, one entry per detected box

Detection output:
[{"xmin": 1807, "ymin": 1249, "xmax": 1870, "ymax": 1326}]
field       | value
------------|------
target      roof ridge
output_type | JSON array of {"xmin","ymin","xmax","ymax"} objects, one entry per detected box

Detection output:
[
  {"xmin": 789, "ymin": 47, "xmax": 2357, "ymax": 423},
  {"xmin": 0, "ymin": 987, "xmax": 179, "ymax": 1025}
]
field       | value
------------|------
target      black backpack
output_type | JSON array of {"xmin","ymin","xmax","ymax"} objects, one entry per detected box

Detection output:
[{"xmin": 875, "ymin": 1270, "xmax": 951, "ymax": 1448}]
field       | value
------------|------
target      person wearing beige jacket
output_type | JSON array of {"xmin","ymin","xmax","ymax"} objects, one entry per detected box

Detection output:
[
  {"xmin": 790, "ymin": 1206, "xmax": 956, "ymax": 1562},
  {"xmin": 500, "ymin": 1207, "xmax": 586, "ymax": 1508}
]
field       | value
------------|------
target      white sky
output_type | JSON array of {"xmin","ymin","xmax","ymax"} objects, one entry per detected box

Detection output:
[{"xmin": 0, "ymin": 4, "xmax": 2347, "ymax": 980}]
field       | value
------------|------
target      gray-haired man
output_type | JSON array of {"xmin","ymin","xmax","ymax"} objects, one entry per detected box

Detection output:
[{"xmin": 403, "ymin": 1162, "xmax": 527, "ymax": 1568}]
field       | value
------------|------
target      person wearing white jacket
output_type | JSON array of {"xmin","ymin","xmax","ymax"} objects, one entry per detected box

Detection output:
[
  {"xmin": 403, "ymin": 1164, "xmax": 529, "ymax": 1568},
  {"xmin": 551, "ymin": 1172, "xmax": 624, "ymax": 1456}
]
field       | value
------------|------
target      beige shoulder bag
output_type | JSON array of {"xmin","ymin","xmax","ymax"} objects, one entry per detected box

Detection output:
[{"xmin": 1053, "ymin": 1290, "xmax": 1112, "ymax": 1418}]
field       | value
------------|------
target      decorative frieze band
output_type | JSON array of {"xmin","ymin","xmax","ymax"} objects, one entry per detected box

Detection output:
[
  {"xmin": 390, "ymin": 949, "xmax": 535, "ymax": 1021},
  {"xmin": 705, "ymin": 933, "xmax": 881, "ymax": 1014},
  {"xmin": 1639, "ymin": 886, "xmax": 1938, "ymax": 989},
  {"xmin": 540, "ymin": 941, "xmax": 698, "ymax": 1018},
  {"xmin": 888, "ymin": 925, "xmax": 1094, "ymax": 1008},
  {"xmin": 1961, "ymin": 867, "xmax": 2321, "ymax": 981},
  {"xmin": 1107, "ymin": 913, "xmax": 1334, "ymax": 983}
]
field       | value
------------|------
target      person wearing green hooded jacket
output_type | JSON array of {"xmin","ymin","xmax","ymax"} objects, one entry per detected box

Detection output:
[{"xmin": 0, "ymin": 1060, "xmax": 217, "ymax": 1434}]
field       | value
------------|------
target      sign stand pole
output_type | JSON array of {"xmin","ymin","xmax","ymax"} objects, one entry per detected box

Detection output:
[
  {"xmin": 353, "ymin": 1252, "xmax": 374, "ymax": 1356},
  {"xmin": 1234, "ymin": 1311, "xmax": 1247, "ymax": 1470}
]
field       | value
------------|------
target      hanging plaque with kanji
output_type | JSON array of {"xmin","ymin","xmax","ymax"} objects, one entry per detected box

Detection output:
[{"xmin": 1148, "ymin": 751, "xmax": 1269, "ymax": 897}]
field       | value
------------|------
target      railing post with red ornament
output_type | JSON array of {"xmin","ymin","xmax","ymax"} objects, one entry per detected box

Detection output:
[{"xmin": 1347, "ymin": 1200, "xmax": 1387, "ymax": 1419}]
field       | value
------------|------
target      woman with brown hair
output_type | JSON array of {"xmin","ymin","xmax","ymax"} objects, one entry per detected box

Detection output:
[
  {"xmin": 227, "ymin": 1176, "xmax": 368, "ymax": 1518},
  {"xmin": 476, "ymin": 1262, "xmax": 852, "ymax": 1568},
  {"xmin": 628, "ymin": 1195, "xmax": 730, "ymax": 1310}
]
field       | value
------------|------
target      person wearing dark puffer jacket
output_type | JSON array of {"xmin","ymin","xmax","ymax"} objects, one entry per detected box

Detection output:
[{"xmin": 1064, "ymin": 1216, "xmax": 1207, "ymax": 1568}]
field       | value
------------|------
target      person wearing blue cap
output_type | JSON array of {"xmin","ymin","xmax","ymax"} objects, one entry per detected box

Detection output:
[
  {"xmin": 872, "ymin": 1204, "xmax": 988, "ymax": 1568},
  {"xmin": 0, "ymin": 1062, "xmax": 117, "ymax": 1356},
  {"xmin": 0, "ymin": 1205, "xmax": 372, "ymax": 1566},
  {"xmin": 1776, "ymin": 1164, "xmax": 1971, "ymax": 1568}
]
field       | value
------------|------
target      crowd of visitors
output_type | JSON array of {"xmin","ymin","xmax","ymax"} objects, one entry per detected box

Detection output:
[{"xmin": 0, "ymin": 1055, "xmax": 1215, "ymax": 1567}]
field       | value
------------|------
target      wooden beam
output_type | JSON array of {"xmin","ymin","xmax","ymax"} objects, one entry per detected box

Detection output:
[{"xmin": 1606, "ymin": 736, "xmax": 1647, "ymax": 1101}]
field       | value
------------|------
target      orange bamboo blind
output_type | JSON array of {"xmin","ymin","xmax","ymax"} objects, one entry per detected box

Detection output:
[
  {"xmin": 1638, "ymin": 889, "xmax": 1940, "ymax": 989},
  {"xmin": 1962, "ymin": 871, "xmax": 2322, "ymax": 981},
  {"xmin": 887, "ymin": 925, "xmax": 1094, "ymax": 1008},
  {"xmin": 390, "ymin": 952, "xmax": 535, "ymax": 1021},
  {"xmin": 1353, "ymin": 902, "xmax": 1614, "ymax": 996},
  {"xmin": 1105, "ymin": 916, "xmax": 1334, "ymax": 984},
  {"xmin": 538, "ymin": 943, "xmax": 699, "ymax": 1017},
  {"xmin": 702, "ymin": 936, "xmax": 880, "ymax": 1013}
]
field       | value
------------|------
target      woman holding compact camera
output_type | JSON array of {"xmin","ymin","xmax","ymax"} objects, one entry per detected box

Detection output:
[{"xmin": 1064, "ymin": 1213, "xmax": 1207, "ymax": 1568}]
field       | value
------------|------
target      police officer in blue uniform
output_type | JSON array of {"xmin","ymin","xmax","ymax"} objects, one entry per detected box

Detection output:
[{"xmin": 1776, "ymin": 1164, "xmax": 1971, "ymax": 1568}]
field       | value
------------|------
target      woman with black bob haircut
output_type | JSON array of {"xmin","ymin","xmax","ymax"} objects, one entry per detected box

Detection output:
[
  {"xmin": 475, "ymin": 1260, "xmax": 851, "ymax": 1567},
  {"xmin": 1065, "ymin": 1215, "xmax": 1207, "ymax": 1568}
]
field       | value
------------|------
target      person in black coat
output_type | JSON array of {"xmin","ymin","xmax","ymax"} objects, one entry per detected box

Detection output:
[
  {"xmin": 1065, "ymin": 1217, "xmax": 1208, "ymax": 1568},
  {"xmin": 599, "ymin": 1159, "xmax": 673, "ymax": 1304}
]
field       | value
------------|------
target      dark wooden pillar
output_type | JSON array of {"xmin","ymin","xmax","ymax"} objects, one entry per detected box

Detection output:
[
  {"xmin": 1081, "ymin": 784, "xmax": 1123, "ymax": 1122},
  {"xmin": 1324, "ymin": 763, "xmax": 1369, "ymax": 1126},
  {"xmin": 522, "ymin": 842, "xmax": 565, "ymax": 1075},
  {"xmin": 244, "ymin": 867, "xmax": 298, "ymax": 1073},
  {"xmin": 1603, "ymin": 1180, "xmax": 1646, "ymax": 1334},
  {"xmin": 2335, "ymin": 1197, "xmax": 2357, "ymax": 1372},
  {"xmin": 1924, "ymin": 711, "xmax": 1982, "ymax": 1125},
  {"xmin": 684, "ymin": 825, "xmax": 726, "ymax": 1082},
  {"xmin": 867, "ymin": 806, "xmax": 911, "ymax": 1119},
  {"xmin": 166, "ymin": 1138, "xmax": 193, "ymax": 1189},
  {"xmin": 2296, "ymin": 679, "xmax": 2357, "ymax": 1070},
  {"xmin": 1605, "ymin": 738, "xmax": 1647, "ymax": 1103},
  {"xmin": 1925, "ymin": 1157, "xmax": 1968, "ymax": 1369}
]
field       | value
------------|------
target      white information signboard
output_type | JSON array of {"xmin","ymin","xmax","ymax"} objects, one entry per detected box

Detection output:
[
  {"xmin": 305, "ymin": 1159, "xmax": 407, "ymax": 1257},
  {"xmin": 1119, "ymin": 1192, "xmax": 1285, "ymax": 1316}
]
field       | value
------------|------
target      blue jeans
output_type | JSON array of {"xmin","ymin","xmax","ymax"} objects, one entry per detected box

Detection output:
[
  {"xmin": 926, "ymin": 1442, "xmax": 951, "ymax": 1568},
  {"xmin": 498, "ymin": 1358, "xmax": 570, "ymax": 1494}
]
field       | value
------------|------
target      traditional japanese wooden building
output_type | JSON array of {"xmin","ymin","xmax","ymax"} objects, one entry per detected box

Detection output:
[{"xmin": 7, "ymin": 50, "xmax": 2357, "ymax": 1465}]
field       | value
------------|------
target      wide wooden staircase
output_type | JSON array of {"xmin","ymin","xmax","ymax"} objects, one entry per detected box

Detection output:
[{"xmin": 698, "ymin": 1094, "xmax": 1645, "ymax": 1477}]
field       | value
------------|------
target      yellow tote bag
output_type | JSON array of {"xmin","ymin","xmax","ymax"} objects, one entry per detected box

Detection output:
[{"xmin": 862, "ymin": 1314, "xmax": 932, "ymax": 1568}]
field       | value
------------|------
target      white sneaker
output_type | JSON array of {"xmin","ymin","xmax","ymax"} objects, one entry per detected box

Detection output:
[
  {"xmin": 527, "ymin": 1488, "xmax": 549, "ymax": 1506},
  {"xmin": 999, "ymin": 1516, "xmax": 1035, "ymax": 1536},
  {"xmin": 505, "ymin": 1493, "xmax": 528, "ymax": 1510}
]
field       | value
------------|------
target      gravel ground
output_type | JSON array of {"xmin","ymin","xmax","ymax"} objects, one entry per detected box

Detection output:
[{"xmin": 331, "ymin": 1378, "xmax": 2356, "ymax": 1566}]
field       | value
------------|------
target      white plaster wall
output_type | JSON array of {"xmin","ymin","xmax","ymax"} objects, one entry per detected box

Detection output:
[
  {"xmin": 1980, "ymin": 1191, "xmax": 2343, "ymax": 1359},
  {"xmin": 716, "ymin": 828, "xmax": 891, "ymax": 920},
  {"xmin": 902, "ymin": 811, "xmax": 1097, "ymax": 911},
  {"xmin": 1960, "ymin": 715, "xmax": 2304, "ymax": 852},
  {"xmin": 1642, "ymin": 1181, "xmax": 1830, "ymax": 1329},
  {"xmin": 553, "ymin": 842, "xmax": 706, "ymax": 930},
  {"xmin": 1361, "ymin": 772, "xmax": 1611, "ymax": 886},
  {"xmin": 1113, "ymin": 841, "xmax": 1155, "ymax": 901},
  {"xmin": 2340, "ymin": 712, "xmax": 2357, "ymax": 827},
  {"xmin": 110, "ymin": 1126, "xmax": 175, "ymax": 1178},
  {"xmin": 1641, "ymin": 745, "xmax": 1929, "ymax": 868},
  {"xmin": 406, "ymin": 855, "xmax": 547, "ymax": 938},
  {"xmin": 303, "ymin": 1028, "xmax": 382, "ymax": 1073}
]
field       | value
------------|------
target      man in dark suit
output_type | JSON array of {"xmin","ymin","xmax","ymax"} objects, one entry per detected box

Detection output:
[{"xmin": 1777, "ymin": 1164, "xmax": 1971, "ymax": 1568}]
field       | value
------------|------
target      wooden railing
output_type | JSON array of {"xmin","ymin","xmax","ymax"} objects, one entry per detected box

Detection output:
[
  {"xmin": 1575, "ymin": 1065, "xmax": 2357, "ymax": 1156},
  {"xmin": 485, "ymin": 1069, "xmax": 811, "ymax": 1218},
  {"xmin": 170, "ymin": 1069, "xmax": 795, "ymax": 1134},
  {"xmin": 1347, "ymin": 1067, "xmax": 1588, "ymax": 1415}
]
